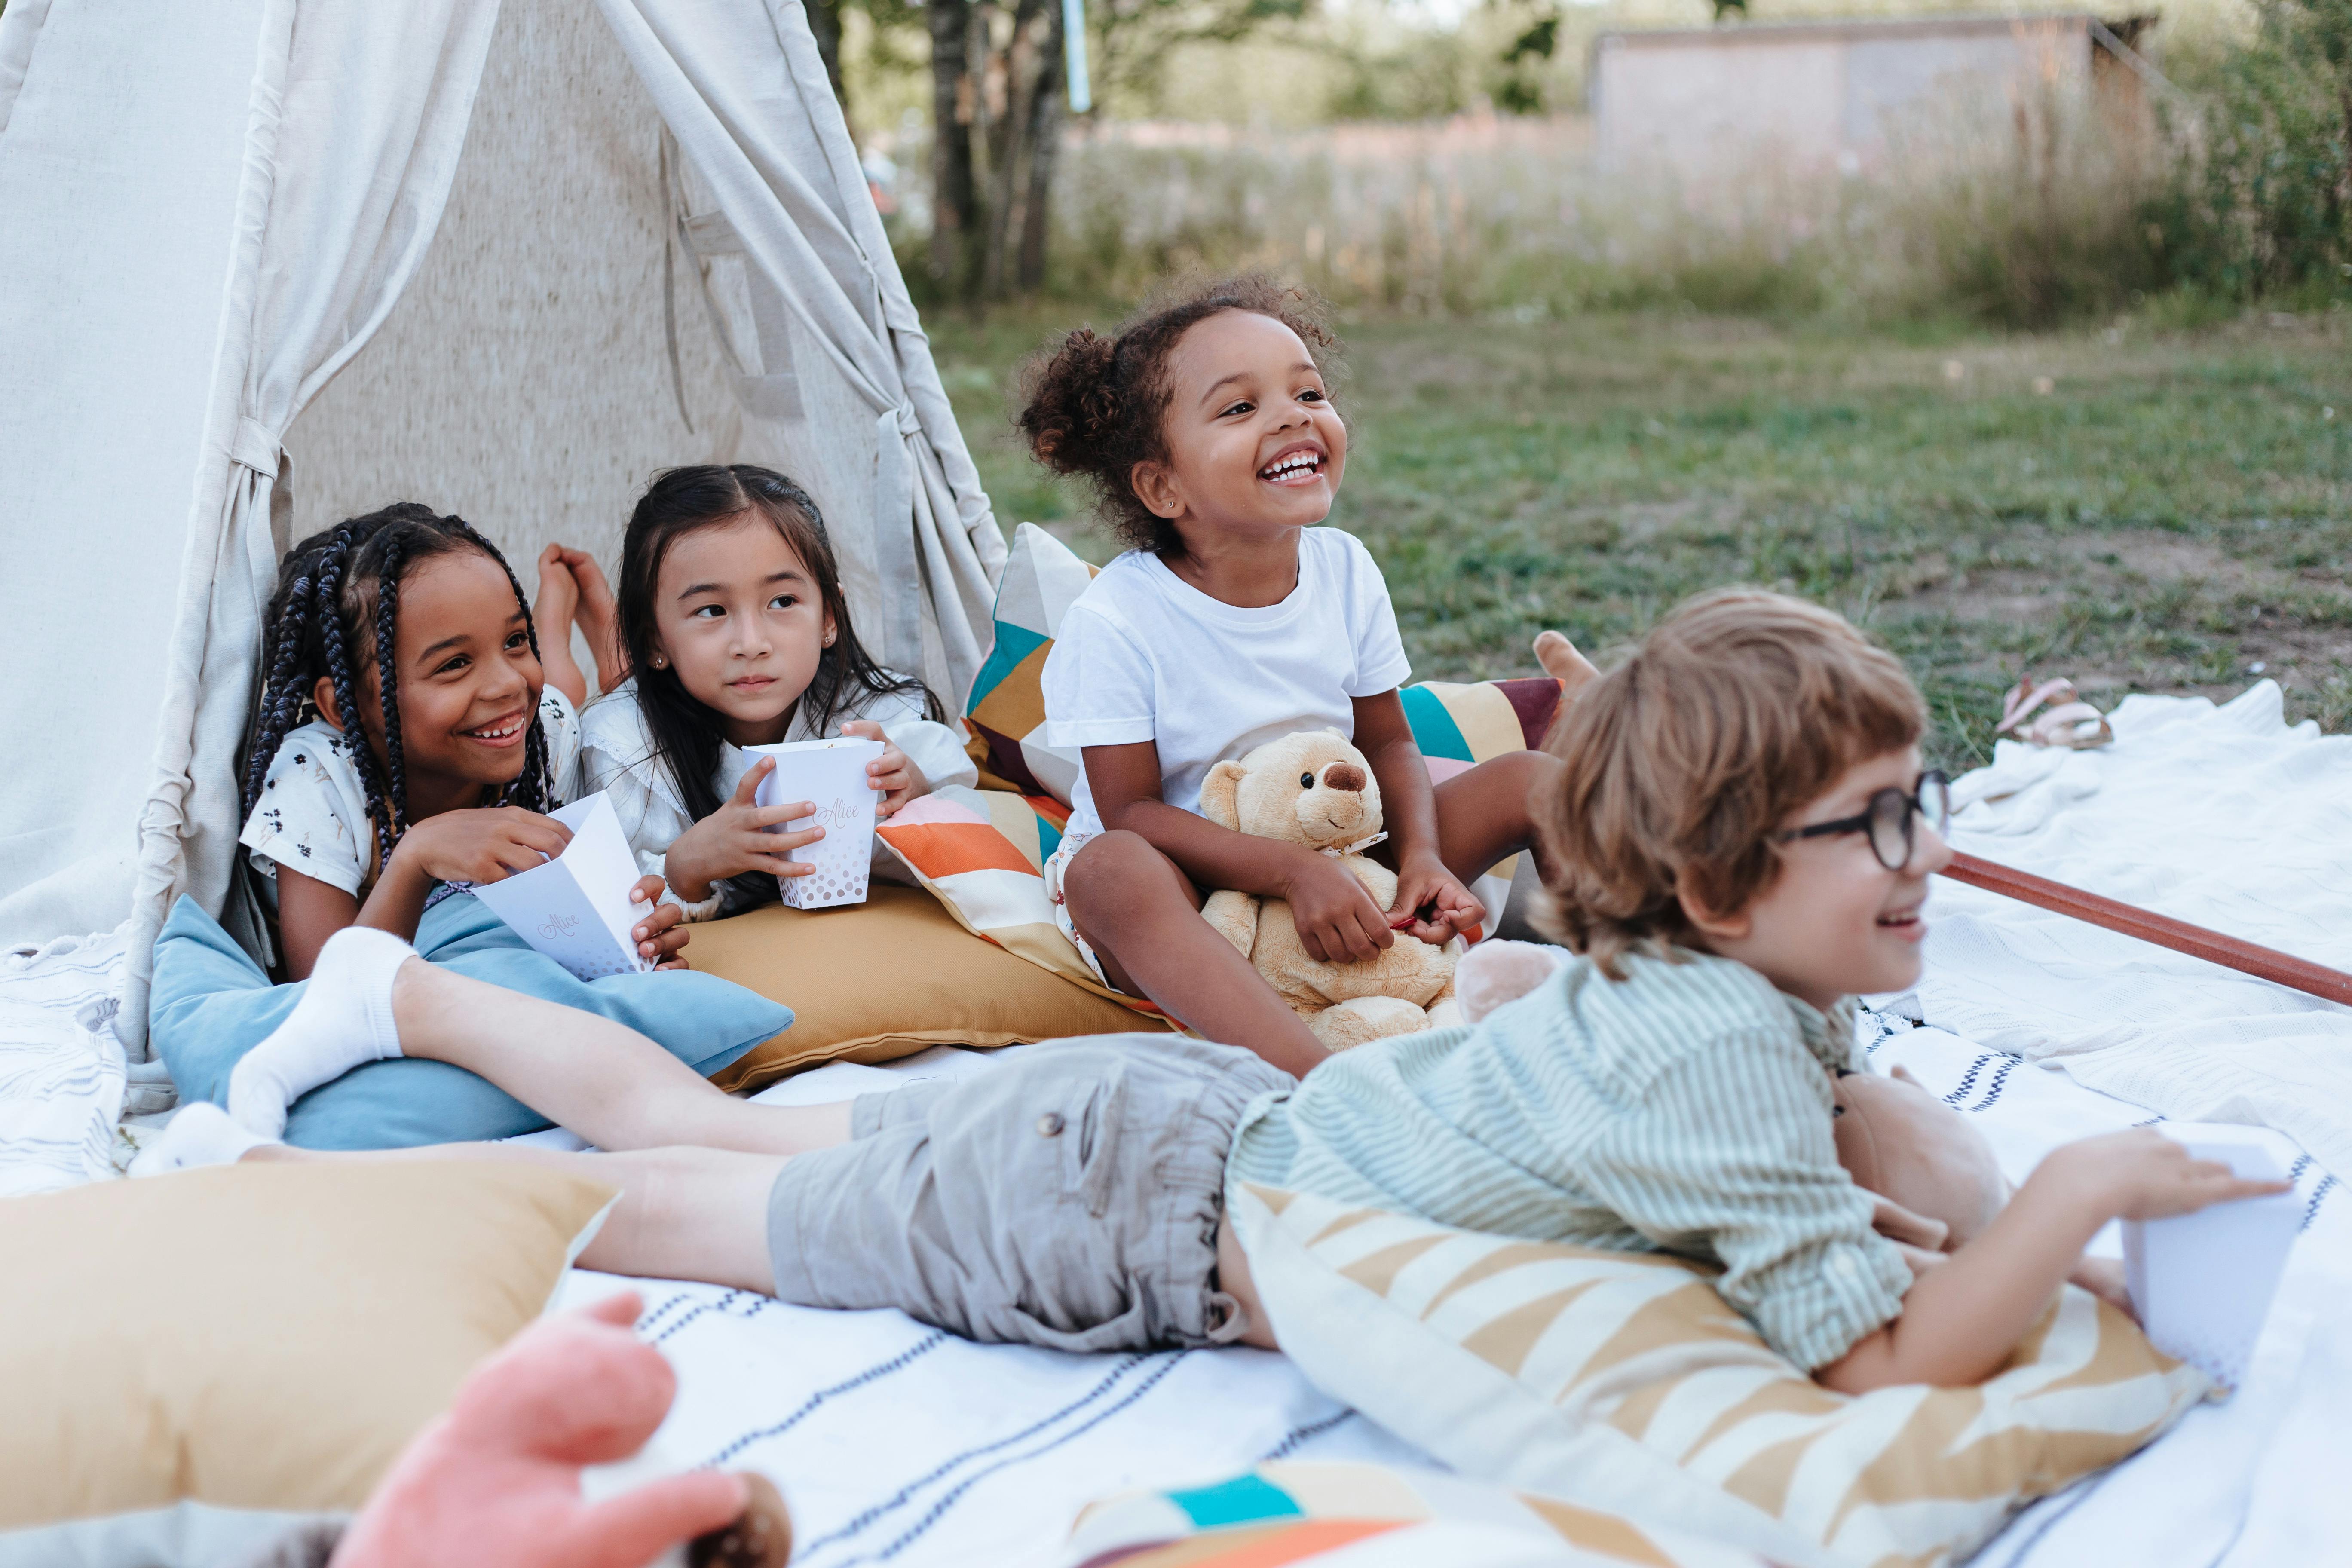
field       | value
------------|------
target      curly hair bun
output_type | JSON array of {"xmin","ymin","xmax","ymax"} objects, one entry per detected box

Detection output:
[{"xmin": 1014, "ymin": 275, "xmax": 1337, "ymax": 556}]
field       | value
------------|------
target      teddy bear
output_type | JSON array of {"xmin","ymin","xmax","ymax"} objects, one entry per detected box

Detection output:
[{"xmin": 1196, "ymin": 729, "xmax": 1458, "ymax": 1051}]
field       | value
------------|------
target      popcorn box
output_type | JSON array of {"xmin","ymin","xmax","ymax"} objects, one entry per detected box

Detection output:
[
  {"xmin": 468, "ymin": 792, "xmax": 655, "ymax": 980},
  {"xmin": 748, "ymin": 736, "xmax": 884, "ymax": 909},
  {"xmin": 2124, "ymin": 1123, "xmax": 2300, "ymax": 1390}
]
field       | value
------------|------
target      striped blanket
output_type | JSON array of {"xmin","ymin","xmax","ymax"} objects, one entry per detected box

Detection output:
[{"xmin": 558, "ymin": 1005, "xmax": 2346, "ymax": 1568}]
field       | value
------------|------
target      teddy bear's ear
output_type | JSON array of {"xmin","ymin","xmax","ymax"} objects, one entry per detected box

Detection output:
[{"xmin": 1198, "ymin": 760, "xmax": 1247, "ymax": 829}]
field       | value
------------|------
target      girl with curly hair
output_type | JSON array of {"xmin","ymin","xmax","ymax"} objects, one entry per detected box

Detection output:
[{"xmin": 1016, "ymin": 276, "xmax": 1562, "ymax": 1076}]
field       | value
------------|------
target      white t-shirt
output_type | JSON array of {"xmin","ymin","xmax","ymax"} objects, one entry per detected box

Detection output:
[
  {"xmin": 579, "ymin": 675, "xmax": 977, "ymax": 918},
  {"xmin": 240, "ymin": 686, "xmax": 583, "ymax": 901},
  {"xmin": 1042, "ymin": 527, "xmax": 1412, "ymax": 842}
]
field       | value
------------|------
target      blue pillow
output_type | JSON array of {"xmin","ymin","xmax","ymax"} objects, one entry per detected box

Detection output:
[{"xmin": 150, "ymin": 894, "xmax": 792, "ymax": 1149}]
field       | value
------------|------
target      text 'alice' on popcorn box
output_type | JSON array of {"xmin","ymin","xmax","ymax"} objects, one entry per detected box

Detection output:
[{"xmin": 748, "ymin": 736, "xmax": 884, "ymax": 909}]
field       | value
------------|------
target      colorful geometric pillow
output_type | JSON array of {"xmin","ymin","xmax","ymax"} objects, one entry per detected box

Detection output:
[
  {"xmin": 962, "ymin": 522, "xmax": 1096, "ymax": 800},
  {"xmin": 1059, "ymin": 1461, "xmax": 1764, "ymax": 1568},
  {"xmin": 1230, "ymin": 1185, "xmax": 2208, "ymax": 1568},
  {"xmin": 878, "ymin": 787, "xmax": 1173, "ymax": 1024}
]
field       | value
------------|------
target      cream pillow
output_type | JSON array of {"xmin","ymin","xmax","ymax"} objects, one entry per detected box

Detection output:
[
  {"xmin": 0, "ymin": 1161, "xmax": 616, "ymax": 1540},
  {"xmin": 1232, "ymin": 1185, "xmax": 2208, "ymax": 1568}
]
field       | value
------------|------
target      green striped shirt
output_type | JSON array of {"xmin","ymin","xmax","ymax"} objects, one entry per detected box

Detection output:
[{"xmin": 1225, "ymin": 948, "xmax": 1913, "ymax": 1371}]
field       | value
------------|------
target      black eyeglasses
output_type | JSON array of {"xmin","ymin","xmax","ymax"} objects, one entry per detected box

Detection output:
[{"xmin": 1777, "ymin": 771, "xmax": 1951, "ymax": 870}]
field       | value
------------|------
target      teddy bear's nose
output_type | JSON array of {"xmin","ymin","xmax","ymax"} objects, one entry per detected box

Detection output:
[{"xmin": 1321, "ymin": 762, "xmax": 1367, "ymax": 793}]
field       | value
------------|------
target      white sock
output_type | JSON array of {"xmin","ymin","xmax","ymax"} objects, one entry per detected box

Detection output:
[
  {"xmin": 227, "ymin": 927, "xmax": 414, "ymax": 1137},
  {"xmin": 130, "ymin": 1101, "xmax": 278, "ymax": 1177}
]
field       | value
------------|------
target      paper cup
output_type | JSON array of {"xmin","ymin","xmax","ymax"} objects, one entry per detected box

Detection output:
[{"xmin": 748, "ymin": 737, "xmax": 885, "ymax": 908}]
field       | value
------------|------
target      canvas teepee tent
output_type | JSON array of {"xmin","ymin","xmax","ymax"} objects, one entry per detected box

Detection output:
[{"xmin": 0, "ymin": 0, "xmax": 1005, "ymax": 1057}]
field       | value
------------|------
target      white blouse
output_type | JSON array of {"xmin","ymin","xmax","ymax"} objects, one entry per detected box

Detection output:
[
  {"xmin": 578, "ymin": 677, "xmax": 975, "ymax": 920},
  {"xmin": 240, "ymin": 686, "xmax": 583, "ymax": 902}
]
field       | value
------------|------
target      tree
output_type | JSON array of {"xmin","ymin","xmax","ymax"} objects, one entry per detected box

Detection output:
[{"xmin": 925, "ymin": 0, "xmax": 1304, "ymax": 303}]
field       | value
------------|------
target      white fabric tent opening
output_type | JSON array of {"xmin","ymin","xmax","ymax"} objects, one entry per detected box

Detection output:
[{"xmin": 0, "ymin": 0, "xmax": 1005, "ymax": 1069}]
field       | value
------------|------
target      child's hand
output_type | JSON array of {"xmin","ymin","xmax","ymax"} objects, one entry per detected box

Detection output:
[
  {"xmin": 2067, "ymin": 1256, "xmax": 2135, "ymax": 1319},
  {"xmin": 2046, "ymin": 1128, "xmax": 2292, "ymax": 1221},
  {"xmin": 396, "ymin": 807, "xmax": 573, "ymax": 886},
  {"xmin": 627, "ymin": 876, "xmax": 690, "ymax": 968},
  {"xmin": 662, "ymin": 756, "xmax": 826, "ymax": 903},
  {"xmin": 1282, "ymin": 852, "xmax": 1396, "ymax": 965},
  {"xmin": 1386, "ymin": 855, "xmax": 1486, "ymax": 945},
  {"xmin": 841, "ymin": 720, "xmax": 930, "ymax": 818}
]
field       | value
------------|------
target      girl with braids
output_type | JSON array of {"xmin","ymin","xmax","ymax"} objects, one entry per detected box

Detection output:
[
  {"xmin": 223, "ymin": 503, "xmax": 688, "ymax": 975},
  {"xmin": 146, "ymin": 504, "xmax": 789, "ymax": 1151},
  {"xmin": 580, "ymin": 465, "xmax": 973, "ymax": 920},
  {"xmin": 1016, "ymin": 276, "xmax": 1571, "ymax": 1078}
]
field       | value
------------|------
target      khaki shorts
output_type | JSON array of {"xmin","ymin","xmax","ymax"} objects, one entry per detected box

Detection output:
[{"xmin": 765, "ymin": 1035, "xmax": 1292, "ymax": 1352}]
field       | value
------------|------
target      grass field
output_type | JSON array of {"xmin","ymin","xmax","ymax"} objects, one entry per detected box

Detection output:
[{"xmin": 928, "ymin": 306, "xmax": 2352, "ymax": 771}]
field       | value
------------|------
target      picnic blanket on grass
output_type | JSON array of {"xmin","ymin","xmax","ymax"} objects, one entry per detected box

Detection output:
[{"xmin": 3, "ymin": 682, "xmax": 2347, "ymax": 1562}]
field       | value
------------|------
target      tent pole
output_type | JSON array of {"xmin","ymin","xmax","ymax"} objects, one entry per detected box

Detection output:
[{"xmin": 1942, "ymin": 850, "xmax": 2352, "ymax": 1007}]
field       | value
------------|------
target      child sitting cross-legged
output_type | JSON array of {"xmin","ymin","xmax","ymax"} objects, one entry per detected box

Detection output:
[
  {"xmin": 1016, "ymin": 276, "xmax": 1567, "ymax": 1077},
  {"xmin": 135, "ymin": 589, "xmax": 2282, "ymax": 1386}
]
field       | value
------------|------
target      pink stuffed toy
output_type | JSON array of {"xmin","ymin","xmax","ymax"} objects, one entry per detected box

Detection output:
[{"xmin": 333, "ymin": 1290, "xmax": 789, "ymax": 1568}]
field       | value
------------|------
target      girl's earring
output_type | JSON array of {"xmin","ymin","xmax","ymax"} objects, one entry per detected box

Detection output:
[
  {"xmin": 652, "ymin": 655, "xmax": 666, "ymax": 669},
  {"xmin": 823, "ymin": 631, "xmax": 836, "ymax": 647}
]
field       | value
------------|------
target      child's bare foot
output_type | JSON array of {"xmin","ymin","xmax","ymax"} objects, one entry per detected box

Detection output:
[
  {"xmin": 556, "ymin": 546, "xmax": 628, "ymax": 694},
  {"xmin": 1534, "ymin": 630, "xmax": 1600, "ymax": 696}
]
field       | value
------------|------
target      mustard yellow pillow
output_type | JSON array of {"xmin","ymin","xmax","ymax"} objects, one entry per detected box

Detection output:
[
  {"xmin": 688, "ymin": 886, "xmax": 1169, "ymax": 1093},
  {"xmin": 1233, "ymin": 1185, "xmax": 2207, "ymax": 1568},
  {"xmin": 0, "ymin": 1161, "xmax": 615, "ymax": 1534}
]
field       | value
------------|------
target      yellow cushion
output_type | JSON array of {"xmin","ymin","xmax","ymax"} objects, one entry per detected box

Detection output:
[
  {"xmin": 688, "ymin": 886, "xmax": 1167, "ymax": 1093},
  {"xmin": 0, "ymin": 1160, "xmax": 616, "ymax": 1531},
  {"xmin": 1232, "ymin": 1185, "xmax": 2208, "ymax": 1568}
]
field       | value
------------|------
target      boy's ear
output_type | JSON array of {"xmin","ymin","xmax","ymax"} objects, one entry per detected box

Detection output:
[
  {"xmin": 312, "ymin": 675, "xmax": 345, "ymax": 733},
  {"xmin": 1198, "ymin": 760, "xmax": 1247, "ymax": 830},
  {"xmin": 1675, "ymin": 879, "xmax": 1749, "ymax": 945},
  {"xmin": 1128, "ymin": 461, "xmax": 1182, "ymax": 521}
]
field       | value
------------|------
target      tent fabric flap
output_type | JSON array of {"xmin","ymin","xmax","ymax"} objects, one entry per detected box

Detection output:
[
  {"xmin": 113, "ymin": 0, "xmax": 505, "ymax": 1052},
  {"xmin": 602, "ymin": 0, "xmax": 1005, "ymax": 706}
]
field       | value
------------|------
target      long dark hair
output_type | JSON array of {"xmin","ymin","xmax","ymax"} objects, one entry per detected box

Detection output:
[
  {"xmin": 616, "ymin": 466, "xmax": 938, "ymax": 904},
  {"xmin": 243, "ymin": 503, "xmax": 557, "ymax": 873}
]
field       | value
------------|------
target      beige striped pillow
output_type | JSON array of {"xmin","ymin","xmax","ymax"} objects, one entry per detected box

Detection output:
[{"xmin": 1233, "ymin": 1184, "xmax": 2208, "ymax": 1568}]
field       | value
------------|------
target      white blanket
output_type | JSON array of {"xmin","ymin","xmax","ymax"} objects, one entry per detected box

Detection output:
[
  {"xmin": 0, "ymin": 925, "xmax": 128, "ymax": 1196},
  {"xmin": 1925, "ymin": 681, "xmax": 2352, "ymax": 1173}
]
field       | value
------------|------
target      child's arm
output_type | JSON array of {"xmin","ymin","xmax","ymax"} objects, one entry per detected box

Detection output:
[
  {"xmin": 350, "ymin": 808, "xmax": 575, "ymax": 945},
  {"xmin": 532, "ymin": 547, "xmax": 591, "ymax": 710},
  {"xmin": 276, "ymin": 867, "xmax": 365, "ymax": 980},
  {"xmin": 1816, "ymin": 1128, "xmax": 2290, "ymax": 1393},
  {"xmin": 1350, "ymin": 692, "xmax": 1484, "ymax": 943},
  {"xmin": 1085, "ymin": 741, "xmax": 1397, "ymax": 964}
]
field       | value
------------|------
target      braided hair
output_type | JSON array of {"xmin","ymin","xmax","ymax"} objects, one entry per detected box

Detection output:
[
  {"xmin": 243, "ymin": 503, "xmax": 557, "ymax": 872},
  {"xmin": 616, "ymin": 464, "xmax": 941, "ymax": 911}
]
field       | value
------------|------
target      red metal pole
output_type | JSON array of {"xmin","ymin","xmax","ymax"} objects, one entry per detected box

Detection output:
[{"xmin": 1942, "ymin": 850, "xmax": 2352, "ymax": 1008}]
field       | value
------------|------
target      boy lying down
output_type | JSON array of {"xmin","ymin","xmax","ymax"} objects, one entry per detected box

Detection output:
[{"xmin": 138, "ymin": 590, "xmax": 2281, "ymax": 1391}]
